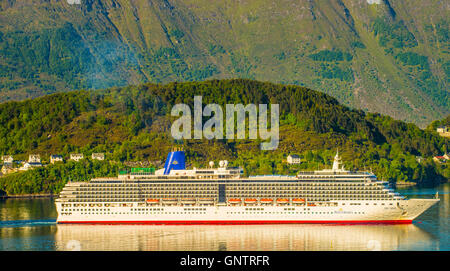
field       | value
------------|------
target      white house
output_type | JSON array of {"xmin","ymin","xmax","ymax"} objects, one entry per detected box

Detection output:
[
  {"xmin": 70, "ymin": 153, "xmax": 84, "ymax": 161},
  {"xmin": 437, "ymin": 126, "xmax": 450, "ymax": 138},
  {"xmin": 1, "ymin": 155, "xmax": 13, "ymax": 164},
  {"xmin": 433, "ymin": 156, "xmax": 447, "ymax": 163},
  {"xmin": 19, "ymin": 162, "xmax": 42, "ymax": 171},
  {"xmin": 1, "ymin": 163, "xmax": 16, "ymax": 174},
  {"xmin": 50, "ymin": 155, "xmax": 63, "ymax": 164},
  {"xmin": 28, "ymin": 154, "xmax": 41, "ymax": 163},
  {"xmin": 2, "ymin": 166, "xmax": 12, "ymax": 174},
  {"xmin": 287, "ymin": 154, "xmax": 301, "ymax": 165},
  {"xmin": 91, "ymin": 153, "xmax": 105, "ymax": 161}
]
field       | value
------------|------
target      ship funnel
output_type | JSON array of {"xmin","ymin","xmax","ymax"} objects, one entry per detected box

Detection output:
[
  {"xmin": 219, "ymin": 160, "xmax": 225, "ymax": 168},
  {"xmin": 163, "ymin": 150, "xmax": 186, "ymax": 175},
  {"xmin": 209, "ymin": 161, "xmax": 215, "ymax": 168}
]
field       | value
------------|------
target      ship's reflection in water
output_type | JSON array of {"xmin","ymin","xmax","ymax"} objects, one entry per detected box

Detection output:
[{"xmin": 54, "ymin": 223, "xmax": 436, "ymax": 251}]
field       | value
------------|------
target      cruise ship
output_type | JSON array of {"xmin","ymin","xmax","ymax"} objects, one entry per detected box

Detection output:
[{"xmin": 56, "ymin": 150, "xmax": 439, "ymax": 224}]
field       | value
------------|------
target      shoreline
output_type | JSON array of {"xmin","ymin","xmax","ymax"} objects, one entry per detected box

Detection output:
[
  {"xmin": 0, "ymin": 193, "xmax": 55, "ymax": 199},
  {"xmin": 395, "ymin": 182, "xmax": 417, "ymax": 188}
]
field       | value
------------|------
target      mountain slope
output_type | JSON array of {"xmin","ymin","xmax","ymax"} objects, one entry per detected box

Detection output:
[{"xmin": 0, "ymin": 0, "xmax": 448, "ymax": 126}]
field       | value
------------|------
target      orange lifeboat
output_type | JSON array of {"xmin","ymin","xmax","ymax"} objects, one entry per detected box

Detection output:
[
  {"xmin": 276, "ymin": 198, "xmax": 289, "ymax": 204},
  {"xmin": 244, "ymin": 198, "xmax": 258, "ymax": 204},
  {"xmin": 307, "ymin": 203, "xmax": 316, "ymax": 207},
  {"xmin": 228, "ymin": 198, "xmax": 241, "ymax": 204},
  {"xmin": 260, "ymin": 198, "xmax": 273, "ymax": 204},
  {"xmin": 292, "ymin": 198, "xmax": 305, "ymax": 204},
  {"xmin": 146, "ymin": 199, "xmax": 159, "ymax": 204}
]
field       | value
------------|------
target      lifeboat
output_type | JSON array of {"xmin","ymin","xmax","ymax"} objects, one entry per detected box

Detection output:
[
  {"xmin": 307, "ymin": 203, "xmax": 316, "ymax": 207},
  {"xmin": 146, "ymin": 199, "xmax": 159, "ymax": 204},
  {"xmin": 228, "ymin": 198, "xmax": 242, "ymax": 204},
  {"xmin": 276, "ymin": 198, "xmax": 289, "ymax": 204},
  {"xmin": 181, "ymin": 198, "xmax": 196, "ymax": 204},
  {"xmin": 244, "ymin": 198, "xmax": 258, "ymax": 204},
  {"xmin": 260, "ymin": 198, "xmax": 273, "ymax": 204},
  {"xmin": 198, "ymin": 198, "xmax": 214, "ymax": 203},
  {"xmin": 162, "ymin": 198, "xmax": 178, "ymax": 205},
  {"xmin": 292, "ymin": 198, "xmax": 305, "ymax": 204}
]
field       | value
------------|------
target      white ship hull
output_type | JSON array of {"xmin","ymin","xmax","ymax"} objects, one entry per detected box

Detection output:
[
  {"xmin": 55, "ymin": 150, "xmax": 440, "ymax": 225},
  {"xmin": 56, "ymin": 199, "xmax": 438, "ymax": 224}
]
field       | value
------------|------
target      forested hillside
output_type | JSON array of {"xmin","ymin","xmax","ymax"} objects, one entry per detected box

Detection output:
[{"xmin": 0, "ymin": 79, "xmax": 448, "ymax": 195}]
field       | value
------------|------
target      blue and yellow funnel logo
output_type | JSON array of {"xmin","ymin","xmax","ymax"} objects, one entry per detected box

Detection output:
[{"xmin": 163, "ymin": 151, "xmax": 186, "ymax": 175}]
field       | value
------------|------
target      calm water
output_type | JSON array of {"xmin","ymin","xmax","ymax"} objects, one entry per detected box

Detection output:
[{"xmin": 0, "ymin": 183, "xmax": 448, "ymax": 251}]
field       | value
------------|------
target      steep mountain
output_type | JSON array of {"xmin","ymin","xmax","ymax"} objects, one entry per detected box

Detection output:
[
  {"xmin": 0, "ymin": 0, "xmax": 448, "ymax": 127},
  {"xmin": 0, "ymin": 79, "xmax": 448, "ymax": 196}
]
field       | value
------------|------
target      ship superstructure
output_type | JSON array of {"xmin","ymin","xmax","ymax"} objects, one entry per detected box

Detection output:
[{"xmin": 56, "ymin": 150, "xmax": 439, "ymax": 224}]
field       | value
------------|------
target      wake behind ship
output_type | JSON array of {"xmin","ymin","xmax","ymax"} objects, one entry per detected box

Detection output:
[{"xmin": 56, "ymin": 150, "xmax": 439, "ymax": 224}]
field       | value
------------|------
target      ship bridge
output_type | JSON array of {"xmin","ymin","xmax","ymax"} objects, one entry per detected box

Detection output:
[{"xmin": 295, "ymin": 151, "xmax": 378, "ymax": 182}]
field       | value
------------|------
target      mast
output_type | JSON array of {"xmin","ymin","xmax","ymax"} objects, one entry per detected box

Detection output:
[{"xmin": 332, "ymin": 150, "xmax": 341, "ymax": 171}]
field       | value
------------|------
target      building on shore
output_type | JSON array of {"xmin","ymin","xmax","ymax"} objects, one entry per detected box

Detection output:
[
  {"xmin": 437, "ymin": 126, "xmax": 448, "ymax": 133},
  {"xmin": 70, "ymin": 153, "xmax": 84, "ymax": 161},
  {"xmin": 91, "ymin": 153, "xmax": 105, "ymax": 161},
  {"xmin": 28, "ymin": 154, "xmax": 41, "ymax": 163},
  {"xmin": 50, "ymin": 155, "xmax": 64, "ymax": 164},
  {"xmin": 19, "ymin": 162, "xmax": 42, "ymax": 171},
  {"xmin": 433, "ymin": 155, "xmax": 448, "ymax": 163},
  {"xmin": 1, "ymin": 163, "xmax": 16, "ymax": 174},
  {"xmin": 437, "ymin": 126, "xmax": 450, "ymax": 138},
  {"xmin": 19, "ymin": 154, "xmax": 43, "ymax": 171},
  {"xmin": 287, "ymin": 154, "xmax": 301, "ymax": 165},
  {"xmin": 1, "ymin": 155, "xmax": 14, "ymax": 174},
  {"xmin": 1, "ymin": 155, "xmax": 13, "ymax": 164}
]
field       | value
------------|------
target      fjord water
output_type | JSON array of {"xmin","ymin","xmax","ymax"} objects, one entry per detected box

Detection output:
[{"xmin": 0, "ymin": 183, "xmax": 448, "ymax": 251}]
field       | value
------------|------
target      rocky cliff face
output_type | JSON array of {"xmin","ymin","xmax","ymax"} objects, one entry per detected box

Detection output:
[{"xmin": 0, "ymin": 0, "xmax": 448, "ymax": 126}]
